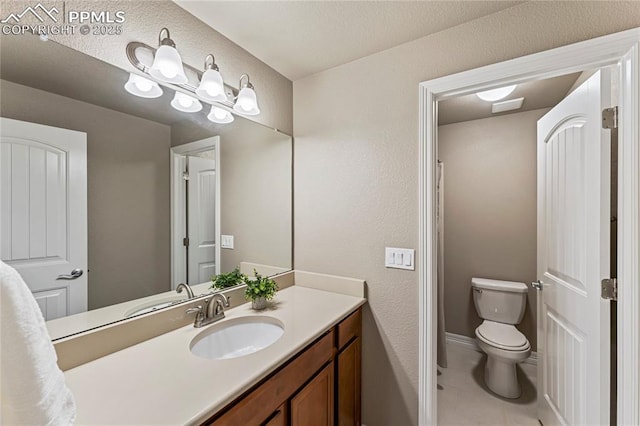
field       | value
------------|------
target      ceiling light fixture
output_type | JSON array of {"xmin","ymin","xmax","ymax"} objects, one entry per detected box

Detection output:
[
  {"xmin": 171, "ymin": 92, "xmax": 202, "ymax": 113},
  {"xmin": 149, "ymin": 28, "xmax": 188, "ymax": 84},
  {"xmin": 124, "ymin": 73, "xmax": 163, "ymax": 98},
  {"xmin": 477, "ymin": 85, "xmax": 517, "ymax": 102},
  {"xmin": 196, "ymin": 54, "xmax": 226, "ymax": 103},
  {"xmin": 233, "ymin": 74, "xmax": 260, "ymax": 116},
  {"xmin": 207, "ymin": 106, "xmax": 234, "ymax": 124}
]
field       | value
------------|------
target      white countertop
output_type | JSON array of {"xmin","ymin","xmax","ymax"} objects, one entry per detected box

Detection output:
[{"xmin": 64, "ymin": 285, "xmax": 366, "ymax": 425}]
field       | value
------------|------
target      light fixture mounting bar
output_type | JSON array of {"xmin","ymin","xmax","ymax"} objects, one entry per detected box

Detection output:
[{"xmin": 126, "ymin": 41, "xmax": 238, "ymax": 109}]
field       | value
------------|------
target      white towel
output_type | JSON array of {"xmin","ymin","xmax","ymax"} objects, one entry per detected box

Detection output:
[{"xmin": 0, "ymin": 261, "xmax": 76, "ymax": 425}]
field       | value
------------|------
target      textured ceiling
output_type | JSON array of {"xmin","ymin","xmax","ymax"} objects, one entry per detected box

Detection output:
[
  {"xmin": 438, "ymin": 73, "xmax": 581, "ymax": 125},
  {"xmin": 174, "ymin": 1, "xmax": 523, "ymax": 81}
]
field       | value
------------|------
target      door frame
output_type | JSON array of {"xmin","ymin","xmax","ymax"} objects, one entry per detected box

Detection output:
[
  {"xmin": 170, "ymin": 136, "xmax": 221, "ymax": 289},
  {"xmin": 418, "ymin": 28, "xmax": 640, "ymax": 425}
]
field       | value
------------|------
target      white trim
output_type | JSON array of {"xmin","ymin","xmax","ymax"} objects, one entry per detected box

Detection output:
[
  {"xmin": 418, "ymin": 28, "xmax": 640, "ymax": 426},
  {"xmin": 170, "ymin": 137, "xmax": 221, "ymax": 289},
  {"xmin": 170, "ymin": 153, "xmax": 187, "ymax": 289},
  {"xmin": 617, "ymin": 41, "xmax": 640, "ymax": 426},
  {"xmin": 445, "ymin": 332, "xmax": 538, "ymax": 366}
]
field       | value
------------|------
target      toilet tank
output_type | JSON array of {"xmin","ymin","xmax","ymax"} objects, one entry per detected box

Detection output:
[{"xmin": 471, "ymin": 277, "xmax": 528, "ymax": 325}]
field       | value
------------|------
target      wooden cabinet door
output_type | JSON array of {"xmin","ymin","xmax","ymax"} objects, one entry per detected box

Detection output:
[
  {"xmin": 291, "ymin": 362, "xmax": 334, "ymax": 426},
  {"xmin": 337, "ymin": 338, "xmax": 361, "ymax": 426}
]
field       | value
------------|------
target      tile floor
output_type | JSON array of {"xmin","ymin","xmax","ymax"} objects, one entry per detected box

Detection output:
[{"xmin": 437, "ymin": 342, "xmax": 539, "ymax": 426}]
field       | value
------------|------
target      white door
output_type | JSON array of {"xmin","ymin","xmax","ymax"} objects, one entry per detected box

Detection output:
[
  {"xmin": 536, "ymin": 70, "xmax": 611, "ymax": 425},
  {"xmin": 0, "ymin": 117, "xmax": 87, "ymax": 320},
  {"xmin": 187, "ymin": 155, "xmax": 219, "ymax": 284}
]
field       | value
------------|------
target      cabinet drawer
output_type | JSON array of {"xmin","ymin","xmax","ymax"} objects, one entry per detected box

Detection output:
[
  {"xmin": 207, "ymin": 329, "xmax": 334, "ymax": 425},
  {"xmin": 337, "ymin": 309, "xmax": 361, "ymax": 350}
]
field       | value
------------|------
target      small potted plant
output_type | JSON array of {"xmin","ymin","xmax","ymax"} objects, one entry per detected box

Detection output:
[
  {"xmin": 210, "ymin": 267, "xmax": 246, "ymax": 291},
  {"xmin": 244, "ymin": 269, "xmax": 278, "ymax": 310}
]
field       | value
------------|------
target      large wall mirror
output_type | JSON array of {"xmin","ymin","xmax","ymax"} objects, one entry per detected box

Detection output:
[{"xmin": 0, "ymin": 34, "xmax": 292, "ymax": 339}]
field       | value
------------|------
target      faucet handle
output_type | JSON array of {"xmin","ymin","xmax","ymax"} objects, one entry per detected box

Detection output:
[
  {"xmin": 221, "ymin": 294, "xmax": 230, "ymax": 307},
  {"xmin": 186, "ymin": 306, "xmax": 202, "ymax": 314},
  {"xmin": 186, "ymin": 305, "xmax": 205, "ymax": 327}
]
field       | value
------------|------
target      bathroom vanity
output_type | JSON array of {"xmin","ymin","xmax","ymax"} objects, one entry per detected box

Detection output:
[
  {"xmin": 62, "ymin": 273, "xmax": 365, "ymax": 425},
  {"xmin": 207, "ymin": 307, "xmax": 361, "ymax": 425}
]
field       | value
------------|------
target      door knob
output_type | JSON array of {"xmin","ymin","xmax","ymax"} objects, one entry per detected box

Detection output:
[
  {"xmin": 531, "ymin": 280, "xmax": 544, "ymax": 290},
  {"xmin": 56, "ymin": 268, "xmax": 83, "ymax": 280}
]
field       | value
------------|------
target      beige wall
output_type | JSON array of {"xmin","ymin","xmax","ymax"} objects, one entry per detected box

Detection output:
[
  {"xmin": 1, "ymin": 80, "xmax": 172, "ymax": 310},
  {"xmin": 171, "ymin": 119, "xmax": 292, "ymax": 275},
  {"xmin": 36, "ymin": 0, "xmax": 293, "ymax": 134},
  {"xmin": 293, "ymin": 3, "xmax": 640, "ymax": 424},
  {"xmin": 439, "ymin": 108, "xmax": 550, "ymax": 351}
]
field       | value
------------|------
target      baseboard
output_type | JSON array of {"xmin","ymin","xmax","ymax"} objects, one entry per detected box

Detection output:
[{"xmin": 445, "ymin": 332, "xmax": 538, "ymax": 366}]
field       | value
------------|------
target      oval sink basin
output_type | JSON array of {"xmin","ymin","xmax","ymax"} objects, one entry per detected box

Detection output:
[{"xmin": 190, "ymin": 316, "xmax": 285, "ymax": 360}]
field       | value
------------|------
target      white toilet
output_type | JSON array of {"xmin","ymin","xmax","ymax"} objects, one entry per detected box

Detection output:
[{"xmin": 471, "ymin": 277, "xmax": 531, "ymax": 399}]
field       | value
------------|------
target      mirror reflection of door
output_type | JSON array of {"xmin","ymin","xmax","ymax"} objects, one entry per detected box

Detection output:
[
  {"xmin": 171, "ymin": 137, "xmax": 221, "ymax": 287},
  {"xmin": 0, "ymin": 117, "xmax": 88, "ymax": 320},
  {"xmin": 187, "ymin": 154, "xmax": 219, "ymax": 284}
]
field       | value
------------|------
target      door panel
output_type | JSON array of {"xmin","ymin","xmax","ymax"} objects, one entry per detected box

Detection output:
[
  {"xmin": 187, "ymin": 155, "xmax": 218, "ymax": 284},
  {"xmin": 537, "ymin": 70, "xmax": 610, "ymax": 425},
  {"xmin": 0, "ymin": 117, "xmax": 87, "ymax": 319},
  {"xmin": 33, "ymin": 288, "xmax": 68, "ymax": 320},
  {"xmin": 291, "ymin": 362, "xmax": 334, "ymax": 426}
]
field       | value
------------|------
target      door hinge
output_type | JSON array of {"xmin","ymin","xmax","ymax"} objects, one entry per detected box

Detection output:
[
  {"xmin": 182, "ymin": 171, "xmax": 190, "ymax": 181},
  {"xmin": 602, "ymin": 107, "xmax": 618, "ymax": 130},
  {"xmin": 601, "ymin": 278, "xmax": 618, "ymax": 301},
  {"xmin": 183, "ymin": 237, "xmax": 189, "ymax": 247}
]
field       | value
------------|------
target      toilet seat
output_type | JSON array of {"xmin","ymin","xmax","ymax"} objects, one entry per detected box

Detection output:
[{"xmin": 476, "ymin": 321, "xmax": 530, "ymax": 351}]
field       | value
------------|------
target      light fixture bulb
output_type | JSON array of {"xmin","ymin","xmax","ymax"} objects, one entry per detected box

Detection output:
[
  {"xmin": 233, "ymin": 86, "xmax": 260, "ymax": 116},
  {"xmin": 476, "ymin": 85, "xmax": 517, "ymax": 102},
  {"xmin": 207, "ymin": 106, "xmax": 234, "ymax": 124},
  {"xmin": 171, "ymin": 92, "xmax": 202, "ymax": 113},
  {"xmin": 148, "ymin": 29, "xmax": 188, "ymax": 84},
  {"xmin": 149, "ymin": 45, "xmax": 188, "ymax": 83},
  {"xmin": 124, "ymin": 73, "xmax": 163, "ymax": 98},
  {"xmin": 196, "ymin": 58, "xmax": 226, "ymax": 103}
]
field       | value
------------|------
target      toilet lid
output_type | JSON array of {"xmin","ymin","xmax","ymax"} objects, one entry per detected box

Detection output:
[{"xmin": 476, "ymin": 321, "xmax": 529, "ymax": 351}]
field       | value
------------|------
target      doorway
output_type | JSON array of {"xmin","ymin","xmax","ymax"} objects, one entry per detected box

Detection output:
[
  {"xmin": 418, "ymin": 29, "xmax": 640, "ymax": 425},
  {"xmin": 170, "ymin": 136, "xmax": 221, "ymax": 288}
]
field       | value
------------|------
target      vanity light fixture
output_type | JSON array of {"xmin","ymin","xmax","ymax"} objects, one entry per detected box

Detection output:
[
  {"xmin": 207, "ymin": 106, "xmax": 234, "ymax": 124},
  {"xmin": 125, "ymin": 29, "xmax": 263, "ymax": 124},
  {"xmin": 124, "ymin": 73, "xmax": 163, "ymax": 98},
  {"xmin": 171, "ymin": 92, "xmax": 203, "ymax": 113},
  {"xmin": 196, "ymin": 54, "xmax": 226, "ymax": 102},
  {"xmin": 233, "ymin": 74, "xmax": 260, "ymax": 116},
  {"xmin": 477, "ymin": 85, "xmax": 517, "ymax": 102},
  {"xmin": 149, "ymin": 28, "xmax": 188, "ymax": 84}
]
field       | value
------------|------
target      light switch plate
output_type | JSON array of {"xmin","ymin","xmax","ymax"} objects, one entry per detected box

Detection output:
[
  {"xmin": 221, "ymin": 235, "xmax": 234, "ymax": 249},
  {"xmin": 385, "ymin": 247, "xmax": 415, "ymax": 270}
]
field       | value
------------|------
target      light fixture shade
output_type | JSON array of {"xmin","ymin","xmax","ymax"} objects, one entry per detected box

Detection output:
[
  {"xmin": 149, "ymin": 45, "xmax": 188, "ymax": 84},
  {"xmin": 233, "ymin": 86, "xmax": 260, "ymax": 115},
  {"xmin": 124, "ymin": 73, "xmax": 163, "ymax": 98},
  {"xmin": 196, "ymin": 69, "xmax": 226, "ymax": 102},
  {"xmin": 171, "ymin": 92, "xmax": 202, "ymax": 113},
  {"xmin": 477, "ymin": 85, "xmax": 517, "ymax": 102},
  {"xmin": 207, "ymin": 106, "xmax": 234, "ymax": 124}
]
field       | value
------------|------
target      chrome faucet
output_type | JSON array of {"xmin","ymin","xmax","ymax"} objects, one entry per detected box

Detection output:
[
  {"xmin": 176, "ymin": 282, "xmax": 195, "ymax": 299},
  {"xmin": 186, "ymin": 293, "xmax": 230, "ymax": 328}
]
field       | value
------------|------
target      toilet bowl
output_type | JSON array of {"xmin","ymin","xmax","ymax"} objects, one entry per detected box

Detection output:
[
  {"xmin": 471, "ymin": 277, "xmax": 531, "ymax": 399},
  {"xmin": 475, "ymin": 320, "xmax": 531, "ymax": 398}
]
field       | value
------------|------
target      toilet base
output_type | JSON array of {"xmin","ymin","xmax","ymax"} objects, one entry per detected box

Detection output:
[{"xmin": 484, "ymin": 355, "xmax": 521, "ymax": 399}]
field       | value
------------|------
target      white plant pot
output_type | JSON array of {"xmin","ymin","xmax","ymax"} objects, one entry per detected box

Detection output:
[{"xmin": 252, "ymin": 297, "xmax": 267, "ymax": 310}]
